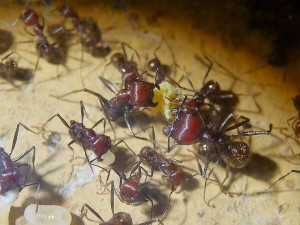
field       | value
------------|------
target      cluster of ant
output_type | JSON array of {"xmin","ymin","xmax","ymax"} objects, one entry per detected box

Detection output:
[{"xmin": 0, "ymin": 3, "xmax": 299, "ymax": 225}]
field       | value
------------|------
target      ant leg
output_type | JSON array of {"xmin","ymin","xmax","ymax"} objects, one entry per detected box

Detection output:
[
  {"xmin": 112, "ymin": 140, "xmax": 136, "ymax": 156},
  {"xmin": 124, "ymin": 110, "xmax": 134, "ymax": 135},
  {"xmin": 99, "ymin": 76, "xmax": 118, "ymax": 94},
  {"xmin": 121, "ymin": 41, "xmax": 140, "ymax": 62},
  {"xmin": 81, "ymin": 203, "xmax": 105, "ymax": 222},
  {"xmin": 203, "ymin": 161, "xmax": 218, "ymax": 208},
  {"xmin": 143, "ymin": 192, "xmax": 154, "ymax": 219},
  {"xmin": 264, "ymin": 170, "xmax": 300, "ymax": 192},
  {"xmin": 40, "ymin": 113, "xmax": 70, "ymax": 133},
  {"xmin": 10, "ymin": 122, "xmax": 39, "ymax": 156},
  {"xmin": 219, "ymin": 164, "xmax": 233, "ymax": 197},
  {"xmin": 194, "ymin": 54, "xmax": 213, "ymax": 86},
  {"xmin": 67, "ymin": 140, "xmax": 76, "ymax": 160},
  {"xmin": 222, "ymin": 115, "xmax": 250, "ymax": 132},
  {"xmin": 13, "ymin": 146, "xmax": 36, "ymax": 171},
  {"xmin": 230, "ymin": 124, "xmax": 273, "ymax": 138}
]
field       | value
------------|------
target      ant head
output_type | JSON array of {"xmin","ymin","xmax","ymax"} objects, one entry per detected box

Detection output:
[
  {"xmin": 111, "ymin": 52, "xmax": 125, "ymax": 68},
  {"xmin": 203, "ymin": 80, "xmax": 220, "ymax": 96},
  {"xmin": 222, "ymin": 141, "xmax": 250, "ymax": 168},
  {"xmin": 139, "ymin": 146, "xmax": 155, "ymax": 160},
  {"xmin": 21, "ymin": 8, "xmax": 39, "ymax": 26},
  {"xmin": 58, "ymin": 5, "xmax": 77, "ymax": 18},
  {"xmin": 112, "ymin": 212, "xmax": 133, "ymax": 225},
  {"xmin": 147, "ymin": 58, "xmax": 160, "ymax": 72},
  {"xmin": 293, "ymin": 95, "xmax": 300, "ymax": 111}
]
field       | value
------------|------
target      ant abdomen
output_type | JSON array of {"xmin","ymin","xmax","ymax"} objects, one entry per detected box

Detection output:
[
  {"xmin": 104, "ymin": 212, "xmax": 133, "ymax": 225},
  {"xmin": 220, "ymin": 141, "xmax": 250, "ymax": 168},
  {"xmin": 129, "ymin": 81, "xmax": 157, "ymax": 107},
  {"xmin": 91, "ymin": 134, "xmax": 111, "ymax": 157}
]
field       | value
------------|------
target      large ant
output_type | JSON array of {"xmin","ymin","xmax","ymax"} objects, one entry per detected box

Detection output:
[
  {"xmin": 0, "ymin": 53, "xmax": 33, "ymax": 86},
  {"xmin": 58, "ymin": 5, "xmax": 110, "ymax": 57},
  {"xmin": 57, "ymin": 79, "xmax": 158, "ymax": 134},
  {"xmin": 20, "ymin": 8, "xmax": 65, "ymax": 69},
  {"xmin": 0, "ymin": 123, "xmax": 39, "ymax": 195}
]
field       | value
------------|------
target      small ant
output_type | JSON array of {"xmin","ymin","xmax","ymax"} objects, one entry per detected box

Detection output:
[
  {"xmin": 81, "ymin": 187, "xmax": 161, "ymax": 224},
  {"xmin": 40, "ymin": 101, "xmax": 134, "ymax": 165},
  {"xmin": 0, "ymin": 122, "xmax": 39, "ymax": 195},
  {"xmin": 103, "ymin": 166, "xmax": 154, "ymax": 219},
  {"xmin": 0, "ymin": 53, "xmax": 33, "ymax": 86},
  {"xmin": 20, "ymin": 8, "xmax": 65, "ymax": 70},
  {"xmin": 58, "ymin": 5, "xmax": 110, "ymax": 57}
]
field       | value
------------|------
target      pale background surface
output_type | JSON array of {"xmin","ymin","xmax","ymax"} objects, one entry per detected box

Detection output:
[{"xmin": 0, "ymin": 1, "xmax": 299, "ymax": 225}]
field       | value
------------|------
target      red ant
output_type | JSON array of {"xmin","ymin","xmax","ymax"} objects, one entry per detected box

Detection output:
[
  {"xmin": 56, "ymin": 79, "xmax": 158, "ymax": 134},
  {"xmin": 20, "ymin": 8, "xmax": 65, "ymax": 70},
  {"xmin": 0, "ymin": 52, "xmax": 33, "ymax": 87},
  {"xmin": 81, "ymin": 184, "xmax": 161, "ymax": 224},
  {"xmin": 58, "ymin": 5, "xmax": 110, "ymax": 57},
  {"xmin": 40, "ymin": 101, "xmax": 134, "ymax": 165},
  {"xmin": 0, "ymin": 122, "xmax": 39, "ymax": 195},
  {"xmin": 102, "ymin": 166, "xmax": 154, "ymax": 219}
]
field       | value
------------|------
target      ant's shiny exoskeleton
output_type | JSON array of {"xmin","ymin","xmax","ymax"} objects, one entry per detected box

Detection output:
[
  {"xmin": 40, "ymin": 101, "xmax": 133, "ymax": 165},
  {"xmin": 102, "ymin": 166, "xmax": 154, "ymax": 219},
  {"xmin": 20, "ymin": 8, "xmax": 65, "ymax": 72},
  {"xmin": 56, "ymin": 79, "xmax": 158, "ymax": 134},
  {"xmin": 58, "ymin": 5, "xmax": 110, "ymax": 57},
  {"xmin": 0, "ymin": 123, "xmax": 39, "ymax": 195}
]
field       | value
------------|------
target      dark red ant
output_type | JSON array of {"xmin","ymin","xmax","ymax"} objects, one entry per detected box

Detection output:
[
  {"xmin": 20, "ymin": 8, "xmax": 65, "ymax": 69},
  {"xmin": 0, "ymin": 53, "xmax": 33, "ymax": 86},
  {"xmin": 81, "ymin": 187, "xmax": 161, "ymax": 224},
  {"xmin": 40, "ymin": 101, "xmax": 134, "ymax": 165},
  {"xmin": 100, "ymin": 42, "xmax": 140, "ymax": 89},
  {"xmin": 102, "ymin": 166, "xmax": 154, "ymax": 219},
  {"xmin": 58, "ymin": 5, "xmax": 110, "ymax": 57},
  {"xmin": 57, "ymin": 82, "xmax": 158, "ymax": 134},
  {"xmin": 0, "ymin": 122, "xmax": 39, "ymax": 195}
]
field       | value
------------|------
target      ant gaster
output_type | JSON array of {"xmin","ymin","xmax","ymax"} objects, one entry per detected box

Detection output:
[
  {"xmin": 40, "ymin": 101, "xmax": 112, "ymax": 164},
  {"xmin": 0, "ymin": 123, "xmax": 38, "ymax": 195}
]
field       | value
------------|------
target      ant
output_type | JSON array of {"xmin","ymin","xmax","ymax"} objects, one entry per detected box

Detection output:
[
  {"xmin": 0, "ymin": 122, "xmax": 39, "ymax": 196},
  {"xmin": 100, "ymin": 42, "xmax": 140, "ymax": 89},
  {"xmin": 58, "ymin": 5, "xmax": 110, "ymax": 57},
  {"xmin": 102, "ymin": 166, "xmax": 154, "ymax": 219},
  {"xmin": 81, "ymin": 186, "xmax": 161, "ymax": 224},
  {"xmin": 40, "ymin": 101, "xmax": 134, "ymax": 165},
  {"xmin": 20, "ymin": 8, "xmax": 65, "ymax": 71},
  {"xmin": 56, "ymin": 80, "xmax": 158, "ymax": 134},
  {"xmin": 0, "ymin": 53, "xmax": 33, "ymax": 87},
  {"xmin": 136, "ymin": 127, "xmax": 187, "ymax": 191}
]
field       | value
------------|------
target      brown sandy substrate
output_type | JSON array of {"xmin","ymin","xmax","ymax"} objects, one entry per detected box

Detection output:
[{"xmin": 0, "ymin": 1, "xmax": 299, "ymax": 225}]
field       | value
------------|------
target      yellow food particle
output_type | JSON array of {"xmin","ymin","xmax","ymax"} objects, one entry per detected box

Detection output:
[{"xmin": 152, "ymin": 81, "xmax": 178, "ymax": 120}]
